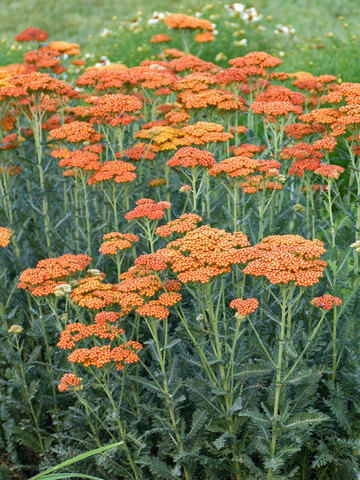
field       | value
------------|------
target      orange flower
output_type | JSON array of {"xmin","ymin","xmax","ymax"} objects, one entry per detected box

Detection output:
[
  {"xmin": 49, "ymin": 121, "xmax": 102, "ymax": 143},
  {"xmin": 15, "ymin": 27, "xmax": 48, "ymax": 42},
  {"xmin": 88, "ymin": 160, "xmax": 136, "ymax": 185},
  {"xmin": 125, "ymin": 199, "xmax": 171, "ymax": 221},
  {"xmin": 99, "ymin": 232, "xmax": 139, "ymax": 255},
  {"xmin": 229, "ymin": 52, "xmax": 282, "ymax": 69},
  {"xmin": 178, "ymin": 88, "xmax": 243, "ymax": 111},
  {"xmin": 167, "ymin": 147, "xmax": 215, "ymax": 168},
  {"xmin": 151, "ymin": 34, "xmax": 172, "ymax": 43},
  {"xmin": 230, "ymin": 298, "xmax": 259, "ymax": 316},
  {"xmin": 242, "ymin": 235, "xmax": 327, "ymax": 286},
  {"xmin": 250, "ymin": 100, "xmax": 303, "ymax": 118},
  {"xmin": 18, "ymin": 254, "xmax": 92, "ymax": 297},
  {"xmin": 58, "ymin": 373, "xmax": 81, "ymax": 392},
  {"xmin": 194, "ymin": 32, "xmax": 215, "ymax": 43},
  {"xmin": 48, "ymin": 41, "xmax": 80, "ymax": 56},
  {"xmin": 310, "ymin": 294, "xmax": 342, "ymax": 310},
  {"xmin": 164, "ymin": 14, "xmax": 213, "ymax": 31},
  {"xmin": 88, "ymin": 93, "xmax": 142, "ymax": 127},
  {"xmin": 162, "ymin": 225, "xmax": 250, "ymax": 284},
  {"xmin": 0, "ymin": 227, "xmax": 11, "ymax": 247},
  {"xmin": 314, "ymin": 164, "xmax": 344, "ymax": 180},
  {"xmin": 181, "ymin": 121, "xmax": 233, "ymax": 145},
  {"xmin": 155, "ymin": 213, "xmax": 202, "ymax": 237},
  {"xmin": 67, "ymin": 342, "xmax": 142, "ymax": 370},
  {"xmin": 208, "ymin": 156, "xmax": 281, "ymax": 179},
  {"xmin": 124, "ymin": 143, "xmax": 156, "ymax": 161}
]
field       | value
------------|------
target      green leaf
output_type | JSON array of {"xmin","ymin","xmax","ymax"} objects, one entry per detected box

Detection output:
[{"xmin": 28, "ymin": 442, "xmax": 124, "ymax": 480}]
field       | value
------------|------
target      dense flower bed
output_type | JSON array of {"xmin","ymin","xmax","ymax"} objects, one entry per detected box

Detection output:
[{"xmin": 1, "ymin": 13, "xmax": 360, "ymax": 480}]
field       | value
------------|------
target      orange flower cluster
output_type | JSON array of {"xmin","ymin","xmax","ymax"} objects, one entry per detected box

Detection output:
[
  {"xmin": 255, "ymin": 86, "xmax": 305, "ymax": 105},
  {"xmin": 167, "ymin": 147, "xmax": 215, "ymax": 169},
  {"xmin": 0, "ymin": 227, "xmax": 11, "ymax": 247},
  {"xmin": 149, "ymin": 178, "xmax": 166, "ymax": 187},
  {"xmin": 250, "ymin": 100, "xmax": 303, "ymax": 118},
  {"xmin": 88, "ymin": 93, "xmax": 142, "ymax": 127},
  {"xmin": 285, "ymin": 123, "xmax": 325, "ymax": 140},
  {"xmin": 214, "ymin": 68, "xmax": 247, "ymax": 86},
  {"xmin": 181, "ymin": 122, "xmax": 233, "ymax": 145},
  {"xmin": 24, "ymin": 48, "xmax": 64, "ymax": 75},
  {"xmin": 242, "ymin": 235, "xmax": 327, "ymax": 286},
  {"xmin": 49, "ymin": 121, "xmax": 102, "ymax": 143},
  {"xmin": 70, "ymin": 274, "xmax": 144, "ymax": 312},
  {"xmin": 155, "ymin": 214, "xmax": 203, "ymax": 237},
  {"xmin": 117, "ymin": 263, "xmax": 182, "ymax": 319},
  {"xmin": 151, "ymin": 34, "xmax": 172, "ymax": 44},
  {"xmin": 125, "ymin": 199, "xmax": 171, "ymax": 221},
  {"xmin": 172, "ymin": 72, "xmax": 216, "ymax": 92},
  {"xmin": 232, "ymin": 143, "xmax": 265, "ymax": 158},
  {"xmin": 58, "ymin": 373, "xmax": 81, "ymax": 392},
  {"xmin": 76, "ymin": 64, "xmax": 127, "ymax": 91},
  {"xmin": 239, "ymin": 175, "xmax": 283, "ymax": 194},
  {"xmin": 208, "ymin": 156, "xmax": 281, "ymax": 179},
  {"xmin": 314, "ymin": 164, "xmax": 344, "ymax": 180},
  {"xmin": 178, "ymin": 89, "xmax": 243, "ymax": 111},
  {"xmin": 135, "ymin": 125, "xmax": 184, "ymax": 152},
  {"xmin": 9, "ymin": 72, "xmax": 75, "ymax": 97},
  {"xmin": 124, "ymin": 143, "xmax": 156, "ymax": 161},
  {"xmin": 57, "ymin": 322, "xmax": 125, "ymax": 350},
  {"xmin": 52, "ymin": 148, "xmax": 101, "ymax": 174},
  {"xmin": 169, "ymin": 55, "xmax": 220, "ymax": 74},
  {"xmin": 67, "ymin": 342, "xmax": 142, "ymax": 370},
  {"xmin": 229, "ymin": 52, "xmax": 282, "ymax": 70},
  {"xmin": 87, "ymin": 160, "xmax": 136, "ymax": 185},
  {"xmin": 161, "ymin": 225, "xmax": 250, "ymax": 283},
  {"xmin": 135, "ymin": 252, "xmax": 171, "ymax": 272},
  {"xmin": 18, "ymin": 254, "xmax": 92, "ymax": 296},
  {"xmin": 164, "ymin": 14, "xmax": 213, "ymax": 31},
  {"xmin": 310, "ymin": 294, "xmax": 343, "ymax": 310},
  {"xmin": 99, "ymin": 232, "xmax": 139, "ymax": 255},
  {"xmin": 48, "ymin": 41, "xmax": 80, "ymax": 56},
  {"xmin": 230, "ymin": 298, "xmax": 259, "ymax": 316},
  {"xmin": 194, "ymin": 32, "xmax": 215, "ymax": 43},
  {"xmin": 15, "ymin": 27, "xmax": 48, "ymax": 42}
]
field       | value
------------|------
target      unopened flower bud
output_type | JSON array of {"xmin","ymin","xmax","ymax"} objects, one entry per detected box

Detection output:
[
  {"xmin": 234, "ymin": 312, "xmax": 246, "ymax": 322},
  {"xmin": 54, "ymin": 283, "xmax": 72, "ymax": 297},
  {"xmin": 87, "ymin": 269, "xmax": 102, "ymax": 277},
  {"xmin": 293, "ymin": 203, "xmax": 305, "ymax": 213},
  {"xmin": 196, "ymin": 314, "xmax": 204, "ymax": 321},
  {"xmin": 8, "ymin": 324, "xmax": 23, "ymax": 335}
]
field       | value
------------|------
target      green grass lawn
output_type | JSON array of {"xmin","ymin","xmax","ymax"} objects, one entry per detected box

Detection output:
[{"xmin": 1, "ymin": 0, "xmax": 360, "ymax": 79}]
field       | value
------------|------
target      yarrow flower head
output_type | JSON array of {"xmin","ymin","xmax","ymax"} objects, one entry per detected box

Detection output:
[
  {"xmin": 161, "ymin": 225, "xmax": 251, "ymax": 284},
  {"xmin": 310, "ymin": 294, "xmax": 342, "ymax": 310},
  {"xmin": 242, "ymin": 235, "xmax": 327, "ymax": 286},
  {"xmin": 230, "ymin": 297, "xmax": 259, "ymax": 317},
  {"xmin": 125, "ymin": 199, "xmax": 171, "ymax": 221},
  {"xmin": 99, "ymin": 232, "xmax": 139, "ymax": 255},
  {"xmin": 167, "ymin": 147, "xmax": 216, "ymax": 169},
  {"xmin": 0, "ymin": 227, "xmax": 11, "ymax": 247},
  {"xmin": 58, "ymin": 373, "xmax": 82, "ymax": 392},
  {"xmin": 18, "ymin": 254, "xmax": 92, "ymax": 297},
  {"xmin": 155, "ymin": 213, "xmax": 202, "ymax": 238}
]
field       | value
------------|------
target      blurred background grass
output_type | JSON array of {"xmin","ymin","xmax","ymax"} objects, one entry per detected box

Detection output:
[{"xmin": 1, "ymin": 0, "xmax": 360, "ymax": 80}]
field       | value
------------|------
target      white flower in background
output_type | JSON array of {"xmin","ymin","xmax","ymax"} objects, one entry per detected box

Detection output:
[
  {"xmin": 99, "ymin": 28, "xmax": 111, "ymax": 38},
  {"xmin": 225, "ymin": 3, "xmax": 246, "ymax": 15},
  {"xmin": 195, "ymin": 11, "xmax": 202, "ymax": 18},
  {"xmin": 274, "ymin": 24, "xmax": 296, "ymax": 36},
  {"xmin": 148, "ymin": 11, "xmax": 166, "ymax": 25},
  {"xmin": 234, "ymin": 38, "xmax": 248, "ymax": 46},
  {"xmin": 241, "ymin": 7, "xmax": 262, "ymax": 22}
]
